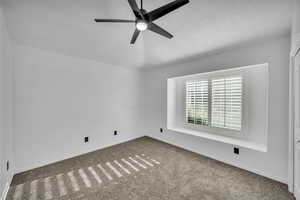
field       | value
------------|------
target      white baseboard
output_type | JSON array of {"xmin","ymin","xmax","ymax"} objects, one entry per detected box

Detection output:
[
  {"xmin": 146, "ymin": 135, "xmax": 287, "ymax": 184},
  {"xmin": 1, "ymin": 175, "xmax": 13, "ymax": 200},
  {"xmin": 16, "ymin": 135, "xmax": 146, "ymax": 174}
]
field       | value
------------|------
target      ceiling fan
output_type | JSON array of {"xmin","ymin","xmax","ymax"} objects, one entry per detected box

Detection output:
[{"xmin": 94, "ymin": 0, "xmax": 189, "ymax": 44}]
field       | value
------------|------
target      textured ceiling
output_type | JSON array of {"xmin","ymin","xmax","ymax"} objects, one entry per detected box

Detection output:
[{"xmin": 2, "ymin": 0, "xmax": 292, "ymax": 68}]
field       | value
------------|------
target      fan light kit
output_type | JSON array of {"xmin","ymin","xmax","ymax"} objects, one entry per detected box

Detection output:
[
  {"xmin": 136, "ymin": 21, "xmax": 148, "ymax": 31},
  {"xmin": 94, "ymin": 0, "xmax": 190, "ymax": 44}
]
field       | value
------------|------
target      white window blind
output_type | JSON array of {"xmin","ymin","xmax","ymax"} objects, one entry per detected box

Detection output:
[
  {"xmin": 186, "ymin": 76, "xmax": 243, "ymax": 132},
  {"xmin": 186, "ymin": 80, "xmax": 209, "ymax": 126},
  {"xmin": 211, "ymin": 76, "xmax": 242, "ymax": 131}
]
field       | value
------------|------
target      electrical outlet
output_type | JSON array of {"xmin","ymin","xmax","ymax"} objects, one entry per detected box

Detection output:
[
  {"xmin": 114, "ymin": 130, "xmax": 118, "ymax": 136},
  {"xmin": 84, "ymin": 137, "xmax": 89, "ymax": 143},
  {"xmin": 160, "ymin": 128, "xmax": 163, "ymax": 133},
  {"xmin": 234, "ymin": 147, "xmax": 239, "ymax": 155},
  {"xmin": 6, "ymin": 161, "xmax": 9, "ymax": 171}
]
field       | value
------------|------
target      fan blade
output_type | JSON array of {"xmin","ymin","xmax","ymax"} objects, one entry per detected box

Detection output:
[
  {"xmin": 95, "ymin": 19, "xmax": 135, "ymax": 23},
  {"xmin": 148, "ymin": 23, "xmax": 173, "ymax": 39},
  {"xmin": 130, "ymin": 29, "xmax": 140, "ymax": 44},
  {"xmin": 128, "ymin": 0, "xmax": 145, "ymax": 19},
  {"xmin": 146, "ymin": 0, "xmax": 189, "ymax": 21}
]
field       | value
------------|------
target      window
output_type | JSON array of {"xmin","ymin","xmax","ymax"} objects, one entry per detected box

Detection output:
[
  {"xmin": 168, "ymin": 63, "xmax": 268, "ymax": 151},
  {"xmin": 186, "ymin": 76, "xmax": 243, "ymax": 131},
  {"xmin": 186, "ymin": 80, "xmax": 209, "ymax": 125}
]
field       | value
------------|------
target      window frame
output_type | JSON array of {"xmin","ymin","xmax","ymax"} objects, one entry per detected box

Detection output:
[{"xmin": 183, "ymin": 71, "xmax": 247, "ymax": 137}]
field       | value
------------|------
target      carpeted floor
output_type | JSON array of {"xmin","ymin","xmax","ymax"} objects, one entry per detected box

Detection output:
[{"xmin": 6, "ymin": 137, "xmax": 294, "ymax": 200}]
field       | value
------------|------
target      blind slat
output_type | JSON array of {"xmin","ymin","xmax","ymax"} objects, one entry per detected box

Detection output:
[{"xmin": 186, "ymin": 80, "xmax": 209, "ymax": 126}]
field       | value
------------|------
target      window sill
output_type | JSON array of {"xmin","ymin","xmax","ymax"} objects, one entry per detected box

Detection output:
[{"xmin": 168, "ymin": 127, "xmax": 267, "ymax": 152}]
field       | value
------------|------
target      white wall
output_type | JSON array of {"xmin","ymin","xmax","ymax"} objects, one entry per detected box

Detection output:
[
  {"xmin": 13, "ymin": 45, "xmax": 144, "ymax": 173},
  {"xmin": 291, "ymin": 0, "xmax": 300, "ymax": 196},
  {"xmin": 0, "ymin": 4, "xmax": 14, "ymax": 199},
  {"xmin": 143, "ymin": 34, "xmax": 290, "ymax": 183}
]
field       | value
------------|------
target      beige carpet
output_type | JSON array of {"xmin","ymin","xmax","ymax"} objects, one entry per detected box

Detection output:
[{"xmin": 6, "ymin": 137, "xmax": 294, "ymax": 200}]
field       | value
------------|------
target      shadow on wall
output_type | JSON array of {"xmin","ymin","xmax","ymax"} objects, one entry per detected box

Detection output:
[{"xmin": 143, "ymin": 30, "xmax": 290, "ymax": 69}]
